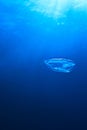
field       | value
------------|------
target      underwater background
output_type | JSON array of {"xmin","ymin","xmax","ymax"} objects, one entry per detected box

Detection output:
[{"xmin": 0, "ymin": 0, "xmax": 87, "ymax": 130}]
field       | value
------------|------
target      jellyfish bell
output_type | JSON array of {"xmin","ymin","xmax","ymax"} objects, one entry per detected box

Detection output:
[{"xmin": 44, "ymin": 58, "xmax": 75, "ymax": 73}]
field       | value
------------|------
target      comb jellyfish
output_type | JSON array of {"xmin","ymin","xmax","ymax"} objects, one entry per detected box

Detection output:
[{"xmin": 44, "ymin": 58, "xmax": 75, "ymax": 73}]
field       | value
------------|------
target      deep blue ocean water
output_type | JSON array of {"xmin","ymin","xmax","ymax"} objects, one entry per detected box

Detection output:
[{"xmin": 0, "ymin": 0, "xmax": 87, "ymax": 130}]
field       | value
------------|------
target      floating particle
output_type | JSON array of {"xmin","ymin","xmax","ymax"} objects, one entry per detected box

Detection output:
[{"xmin": 44, "ymin": 58, "xmax": 75, "ymax": 73}]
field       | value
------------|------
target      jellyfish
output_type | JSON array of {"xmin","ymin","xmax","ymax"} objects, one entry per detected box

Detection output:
[{"xmin": 44, "ymin": 58, "xmax": 75, "ymax": 73}]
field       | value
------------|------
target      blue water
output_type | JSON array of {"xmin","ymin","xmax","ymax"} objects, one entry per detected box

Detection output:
[{"xmin": 0, "ymin": 1, "xmax": 87, "ymax": 130}]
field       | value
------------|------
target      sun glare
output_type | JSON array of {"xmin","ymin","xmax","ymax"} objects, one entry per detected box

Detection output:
[
  {"xmin": 26, "ymin": 0, "xmax": 70, "ymax": 18},
  {"xmin": 25, "ymin": 0, "xmax": 87, "ymax": 18}
]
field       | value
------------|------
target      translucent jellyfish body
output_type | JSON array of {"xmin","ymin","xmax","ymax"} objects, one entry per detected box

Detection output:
[{"xmin": 44, "ymin": 58, "xmax": 75, "ymax": 73}]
